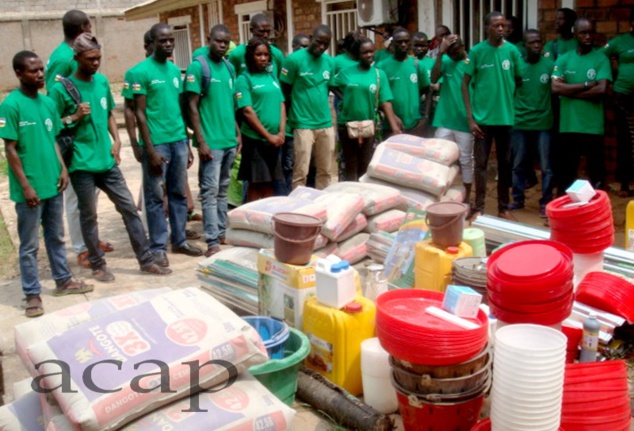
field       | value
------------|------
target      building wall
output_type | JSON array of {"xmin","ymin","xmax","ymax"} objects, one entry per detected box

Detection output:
[{"xmin": 160, "ymin": 6, "xmax": 205, "ymax": 52}]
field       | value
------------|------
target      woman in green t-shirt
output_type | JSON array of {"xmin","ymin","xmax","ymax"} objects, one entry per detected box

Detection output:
[
  {"xmin": 236, "ymin": 37, "xmax": 286, "ymax": 202},
  {"xmin": 334, "ymin": 37, "xmax": 401, "ymax": 181}
]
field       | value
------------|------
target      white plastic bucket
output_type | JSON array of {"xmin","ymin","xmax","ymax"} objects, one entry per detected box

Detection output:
[{"xmin": 361, "ymin": 338, "xmax": 398, "ymax": 414}]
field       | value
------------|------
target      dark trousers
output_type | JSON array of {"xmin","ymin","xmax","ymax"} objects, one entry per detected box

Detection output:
[
  {"xmin": 615, "ymin": 93, "xmax": 634, "ymax": 189},
  {"xmin": 474, "ymin": 125, "xmax": 512, "ymax": 214},
  {"xmin": 71, "ymin": 167, "xmax": 154, "ymax": 270},
  {"xmin": 557, "ymin": 132, "xmax": 605, "ymax": 192},
  {"xmin": 338, "ymin": 125, "xmax": 375, "ymax": 182}
]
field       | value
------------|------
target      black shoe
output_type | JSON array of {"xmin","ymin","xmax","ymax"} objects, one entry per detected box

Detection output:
[
  {"xmin": 172, "ymin": 243, "xmax": 203, "ymax": 257},
  {"xmin": 152, "ymin": 251, "xmax": 169, "ymax": 268},
  {"xmin": 508, "ymin": 202, "xmax": 525, "ymax": 211}
]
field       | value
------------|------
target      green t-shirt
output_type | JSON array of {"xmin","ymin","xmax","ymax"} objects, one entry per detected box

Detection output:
[
  {"xmin": 374, "ymin": 49, "xmax": 392, "ymax": 64},
  {"xmin": 464, "ymin": 40, "xmax": 522, "ymax": 126},
  {"xmin": 334, "ymin": 53, "xmax": 358, "ymax": 75},
  {"xmin": 552, "ymin": 49, "xmax": 612, "ymax": 135},
  {"xmin": 420, "ymin": 56, "xmax": 435, "ymax": 82},
  {"xmin": 544, "ymin": 37, "xmax": 578, "ymax": 61},
  {"xmin": 228, "ymin": 43, "xmax": 284, "ymax": 77},
  {"xmin": 433, "ymin": 55, "xmax": 470, "ymax": 133},
  {"xmin": 121, "ymin": 66, "xmax": 144, "ymax": 147},
  {"xmin": 334, "ymin": 65, "xmax": 393, "ymax": 124},
  {"xmin": 514, "ymin": 56, "xmax": 555, "ymax": 131},
  {"xmin": 604, "ymin": 33, "xmax": 634, "ymax": 95},
  {"xmin": 280, "ymin": 49, "xmax": 334, "ymax": 130},
  {"xmin": 45, "ymin": 41, "xmax": 76, "ymax": 94},
  {"xmin": 236, "ymin": 71, "xmax": 285, "ymax": 140},
  {"xmin": 49, "ymin": 73, "xmax": 116, "ymax": 173},
  {"xmin": 0, "ymin": 90, "xmax": 62, "ymax": 203},
  {"xmin": 193, "ymin": 41, "xmax": 238, "ymax": 60},
  {"xmin": 184, "ymin": 57, "xmax": 237, "ymax": 149},
  {"xmin": 377, "ymin": 56, "xmax": 430, "ymax": 130},
  {"xmin": 131, "ymin": 56, "xmax": 187, "ymax": 145}
]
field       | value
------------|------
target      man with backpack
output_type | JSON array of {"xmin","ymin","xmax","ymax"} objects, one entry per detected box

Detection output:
[
  {"xmin": 185, "ymin": 24, "xmax": 239, "ymax": 258},
  {"xmin": 48, "ymin": 34, "xmax": 171, "ymax": 282},
  {"xmin": 132, "ymin": 23, "xmax": 203, "ymax": 265}
]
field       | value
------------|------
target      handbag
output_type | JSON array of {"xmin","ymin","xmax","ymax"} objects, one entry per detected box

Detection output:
[
  {"xmin": 57, "ymin": 77, "xmax": 82, "ymax": 166},
  {"xmin": 346, "ymin": 68, "xmax": 380, "ymax": 140}
]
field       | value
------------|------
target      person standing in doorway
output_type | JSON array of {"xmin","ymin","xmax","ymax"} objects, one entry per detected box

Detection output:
[{"xmin": 229, "ymin": 13, "xmax": 284, "ymax": 77}]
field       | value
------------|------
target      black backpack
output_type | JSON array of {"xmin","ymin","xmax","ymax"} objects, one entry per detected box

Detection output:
[{"xmin": 180, "ymin": 55, "xmax": 234, "ymax": 130}]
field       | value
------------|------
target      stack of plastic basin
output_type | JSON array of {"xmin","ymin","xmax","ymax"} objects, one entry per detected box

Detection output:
[
  {"xmin": 561, "ymin": 325, "xmax": 582, "ymax": 363},
  {"xmin": 376, "ymin": 289, "xmax": 490, "ymax": 431},
  {"xmin": 491, "ymin": 324, "xmax": 567, "ymax": 431},
  {"xmin": 487, "ymin": 240, "xmax": 574, "ymax": 326},
  {"xmin": 576, "ymin": 272, "xmax": 634, "ymax": 322},
  {"xmin": 471, "ymin": 418, "xmax": 566, "ymax": 430},
  {"xmin": 242, "ymin": 316, "xmax": 290, "ymax": 359},
  {"xmin": 561, "ymin": 360, "xmax": 632, "ymax": 431}
]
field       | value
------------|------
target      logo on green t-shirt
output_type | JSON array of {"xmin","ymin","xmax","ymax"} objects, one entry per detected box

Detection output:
[
  {"xmin": 173, "ymin": 77, "xmax": 180, "ymax": 88},
  {"xmin": 45, "ymin": 118, "xmax": 53, "ymax": 132},
  {"xmin": 410, "ymin": 73, "xmax": 417, "ymax": 83},
  {"xmin": 587, "ymin": 69, "xmax": 596, "ymax": 79},
  {"xmin": 369, "ymin": 84, "xmax": 377, "ymax": 93},
  {"xmin": 323, "ymin": 70, "xmax": 330, "ymax": 80},
  {"xmin": 502, "ymin": 60, "xmax": 510, "ymax": 70},
  {"xmin": 540, "ymin": 74, "xmax": 549, "ymax": 84},
  {"xmin": 100, "ymin": 97, "xmax": 107, "ymax": 109}
]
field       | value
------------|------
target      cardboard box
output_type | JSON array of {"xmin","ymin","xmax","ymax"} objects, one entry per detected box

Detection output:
[
  {"xmin": 566, "ymin": 179, "xmax": 596, "ymax": 203},
  {"xmin": 257, "ymin": 249, "xmax": 316, "ymax": 330},
  {"xmin": 442, "ymin": 284, "xmax": 482, "ymax": 319}
]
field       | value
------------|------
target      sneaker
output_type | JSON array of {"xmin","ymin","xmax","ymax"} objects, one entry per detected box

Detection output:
[
  {"xmin": 152, "ymin": 251, "xmax": 169, "ymax": 268},
  {"xmin": 539, "ymin": 206, "xmax": 547, "ymax": 218},
  {"xmin": 53, "ymin": 278, "xmax": 94, "ymax": 296},
  {"xmin": 92, "ymin": 266, "xmax": 115, "ymax": 283},
  {"xmin": 508, "ymin": 202, "xmax": 525, "ymax": 211}
]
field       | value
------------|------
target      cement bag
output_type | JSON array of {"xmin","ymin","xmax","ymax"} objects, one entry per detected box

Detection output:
[
  {"xmin": 365, "ymin": 210, "xmax": 406, "ymax": 233},
  {"xmin": 337, "ymin": 233, "xmax": 370, "ymax": 264},
  {"xmin": 120, "ymin": 373, "xmax": 295, "ymax": 431},
  {"xmin": 448, "ymin": 164, "xmax": 460, "ymax": 185},
  {"xmin": 43, "ymin": 395, "xmax": 77, "ymax": 431},
  {"xmin": 15, "ymin": 288, "xmax": 171, "ymax": 376},
  {"xmin": 0, "ymin": 389, "xmax": 44, "ymax": 431},
  {"xmin": 324, "ymin": 182, "xmax": 402, "ymax": 216},
  {"xmin": 315, "ymin": 241, "xmax": 340, "ymax": 259},
  {"xmin": 440, "ymin": 185, "xmax": 466, "ymax": 203},
  {"xmin": 383, "ymin": 135, "xmax": 460, "ymax": 166},
  {"xmin": 367, "ymin": 231, "xmax": 397, "ymax": 264},
  {"xmin": 290, "ymin": 187, "xmax": 365, "ymax": 241},
  {"xmin": 367, "ymin": 145, "xmax": 451, "ymax": 196},
  {"xmin": 337, "ymin": 213, "xmax": 368, "ymax": 242},
  {"xmin": 225, "ymin": 228, "xmax": 328, "ymax": 250},
  {"xmin": 360, "ymin": 174, "xmax": 437, "ymax": 211},
  {"xmin": 227, "ymin": 196, "xmax": 327, "ymax": 234},
  {"xmin": 26, "ymin": 288, "xmax": 268, "ymax": 431}
]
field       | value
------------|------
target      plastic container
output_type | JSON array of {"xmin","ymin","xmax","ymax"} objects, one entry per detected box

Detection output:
[
  {"xmin": 272, "ymin": 212, "xmax": 323, "ymax": 265},
  {"xmin": 579, "ymin": 313, "xmax": 600, "ymax": 363},
  {"xmin": 315, "ymin": 255, "xmax": 356, "ymax": 308},
  {"xmin": 361, "ymin": 338, "xmax": 398, "ymax": 414},
  {"xmin": 242, "ymin": 316, "xmax": 290, "ymax": 359},
  {"xmin": 303, "ymin": 296, "xmax": 376, "ymax": 396},
  {"xmin": 572, "ymin": 251, "xmax": 604, "ymax": 290},
  {"xmin": 425, "ymin": 202, "xmax": 469, "ymax": 248},
  {"xmin": 248, "ymin": 327, "xmax": 310, "ymax": 406},
  {"xmin": 390, "ymin": 347, "xmax": 490, "ymax": 378},
  {"xmin": 415, "ymin": 240, "xmax": 473, "ymax": 292},
  {"xmin": 365, "ymin": 263, "xmax": 388, "ymax": 302},
  {"xmin": 463, "ymin": 228, "xmax": 486, "ymax": 257},
  {"xmin": 626, "ymin": 200, "xmax": 634, "ymax": 251}
]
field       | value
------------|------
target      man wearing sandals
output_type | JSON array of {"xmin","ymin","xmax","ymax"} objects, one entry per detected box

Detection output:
[
  {"xmin": 48, "ymin": 34, "xmax": 171, "ymax": 282},
  {"xmin": 1, "ymin": 51, "xmax": 93, "ymax": 317}
]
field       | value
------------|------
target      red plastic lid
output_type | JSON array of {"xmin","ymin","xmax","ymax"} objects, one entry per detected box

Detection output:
[
  {"xmin": 447, "ymin": 246, "xmax": 460, "ymax": 254},
  {"xmin": 495, "ymin": 244, "xmax": 562, "ymax": 278},
  {"xmin": 344, "ymin": 302, "xmax": 362, "ymax": 313}
]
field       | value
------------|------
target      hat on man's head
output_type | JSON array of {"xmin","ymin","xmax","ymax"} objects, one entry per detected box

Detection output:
[{"xmin": 74, "ymin": 33, "xmax": 101, "ymax": 54}]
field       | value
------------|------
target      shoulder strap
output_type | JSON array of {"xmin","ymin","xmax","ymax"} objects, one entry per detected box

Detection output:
[
  {"xmin": 552, "ymin": 39, "xmax": 559, "ymax": 61},
  {"xmin": 195, "ymin": 55, "xmax": 211, "ymax": 96},
  {"xmin": 414, "ymin": 57, "xmax": 420, "ymax": 75},
  {"xmin": 375, "ymin": 67, "xmax": 380, "ymax": 111},
  {"xmin": 59, "ymin": 77, "xmax": 81, "ymax": 106},
  {"xmin": 222, "ymin": 57, "xmax": 236, "ymax": 80}
]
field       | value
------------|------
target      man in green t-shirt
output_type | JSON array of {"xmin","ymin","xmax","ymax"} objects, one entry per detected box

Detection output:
[
  {"xmin": 133, "ymin": 23, "xmax": 203, "ymax": 265},
  {"xmin": 462, "ymin": 11, "xmax": 523, "ymax": 221},
  {"xmin": 50, "ymin": 34, "xmax": 171, "ymax": 283},
  {"xmin": 604, "ymin": 13, "xmax": 634, "ymax": 196},
  {"xmin": 185, "ymin": 24, "xmax": 239, "ymax": 258},
  {"xmin": 432, "ymin": 35, "xmax": 474, "ymax": 203},
  {"xmin": 413, "ymin": 31, "xmax": 438, "ymax": 132},
  {"xmin": 378, "ymin": 27, "xmax": 430, "ymax": 137},
  {"xmin": 46, "ymin": 9, "xmax": 109, "ymax": 269},
  {"xmin": 543, "ymin": 8, "xmax": 578, "ymax": 61},
  {"xmin": 281, "ymin": 25, "xmax": 335, "ymax": 190},
  {"xmin": 552, "ymin": 18, "xmax": 611, "ymax": 192},
  {"xmin": 228, "ymin": 14, "xmax": 284, "ymax": 77},
  {"xmin": 509, "ymin": 29, "xmax": 555, "ymax": 218},
  {"xmin": 1, "ymin": 51, "xmax": 93, "ymax": 317}
]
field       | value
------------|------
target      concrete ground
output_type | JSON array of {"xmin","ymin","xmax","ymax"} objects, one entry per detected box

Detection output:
[{"xmin": 0, "ymin": 99, "xmax": 631, "ymax": 429}]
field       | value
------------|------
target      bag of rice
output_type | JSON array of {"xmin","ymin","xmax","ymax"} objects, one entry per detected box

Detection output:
[
  {"xmin": 337, "ymin": 233, "xmax": 370, "ymax": 264},
  {"xmin": 26, "ymin": 288, "xmax": 268, "ymax": 431},
  {"xmin": 383, "ymin": 135, "xmax": 460, "ymax": 166},
  {"xmin": 324, "ymin": 182, "xmax": 402, "ymax": 216},
  {"xmin": 228, "ymin": 197, "xmax": 326, "ymax": 234},
  {"xmin": 360, "ymin": 175, "xmax": 437, "ymax": 211},
  {"xmin": 365, "ymin": 210, "xmax": 406, "ymax": 233},
  {"xmin": 290, "ymin": 187, "xmax": 364, "ymax": 241},
  {"xmin": 367, "ymin": 145, "xmax": 452, "ymax": 196},
  {"xmin": 15, "ymin": 289, "xmax": 172, "ymax": 376},
  {"xmin": 337, "ymin": 213, "xmax": 368, "ymax": 242}
]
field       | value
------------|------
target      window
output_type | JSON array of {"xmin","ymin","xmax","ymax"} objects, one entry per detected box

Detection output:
[
  {"xmin": 209, "ymin": 0, "xmax": 223, "ymax": 27},
  {"xmin": 173, "ymin": 26, "xmax": 192, "ymax": 71},
  {"xmin": 322, "ymin": 0, "xmax": 372, "ymax": 55},
  {"xmin": 235, "ymin": 1, "xmax": 269, "ymax": 44}
]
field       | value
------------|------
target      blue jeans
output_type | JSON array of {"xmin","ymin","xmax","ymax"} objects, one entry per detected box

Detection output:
[
  {"xmin": 71, "ymin": 167, "xmax": 154, "ymax": 270},
  {"xmin": 16, "ymin": 193, "xmax": 72, "ymax": 295},
  {"xmin": 198, "ymin": 147, "xmax": 236, "ymax": 248},
  {"xmin": 511, "ymin": 130, "xmax": 553, "ymax": 207},
  {"xmin": 142, "ymin": 139, "xmax": 189, "ymax": 252}
]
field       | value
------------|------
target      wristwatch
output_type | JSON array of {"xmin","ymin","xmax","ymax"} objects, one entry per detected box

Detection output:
[
  {"xmin": 64, "ymin": 116, "xmax": 73, "ymax": 126},
  {"xmin": 584, "ymin": 81, "xmax": 589, "ymax": 89}
]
